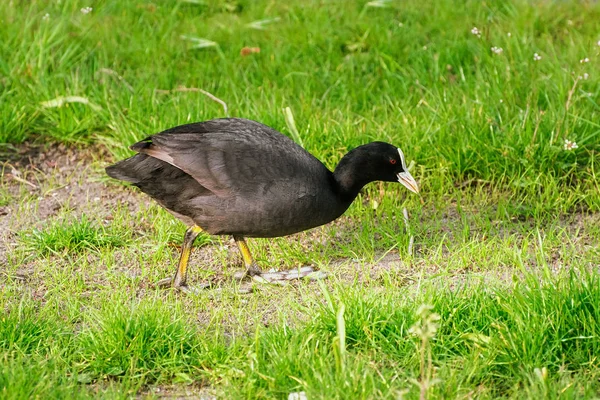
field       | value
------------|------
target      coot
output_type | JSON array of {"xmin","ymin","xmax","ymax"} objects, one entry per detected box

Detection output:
[{"xmin": 106, "ymin": 118, "xmax": 419, "ymax": 292}]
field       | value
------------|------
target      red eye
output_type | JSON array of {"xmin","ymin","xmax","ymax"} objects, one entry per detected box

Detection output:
[{"xmin": 390, "ymin": 159, "xmax": 397, "ymax": 165}]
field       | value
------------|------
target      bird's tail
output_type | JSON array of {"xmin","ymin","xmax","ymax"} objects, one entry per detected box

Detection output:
[{"xmin": 105, "ymin": 153, "xmax": 164, "ymax": 184}]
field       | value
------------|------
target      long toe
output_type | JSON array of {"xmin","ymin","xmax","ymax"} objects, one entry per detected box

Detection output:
[
  {"xmin": 232, "ymin": 264, "xmax": 262, "ymax": 282},
  {"xmin": 257, "ymin": 266, "xmax": 328, "ymax": 283},
  {"xmin": 155, "ymin": 277, "xmax": 213, "ymax": 293},
  {"xmin": 233, "ymin": 270, "xmax": 249, "ymax": 281},
  {"xmin": 155, "ymin": 277, "xmax": 174, "ymax": 288},
  {"xmin": 176, "ymin": 282, "xmax": 212, "ymax": 294}
]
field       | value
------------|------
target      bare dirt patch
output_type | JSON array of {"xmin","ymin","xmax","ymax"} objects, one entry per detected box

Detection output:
[
  {"xmin": 1, "ymin": 143, "xmax": 142, "ymax": 272},
  {"xmin": 1, "ymin": 142, "xmax": 141, "ymax": 222}
]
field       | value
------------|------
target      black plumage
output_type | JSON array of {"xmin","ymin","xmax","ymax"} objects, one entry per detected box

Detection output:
[{"xmin": 106, "ymin": 118, "xmax": 418, "ymax": 291}]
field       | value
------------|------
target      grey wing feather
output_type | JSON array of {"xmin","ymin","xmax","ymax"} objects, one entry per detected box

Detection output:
[{"xmin": 131, "ymin": 119, "xmax": 322, "ymax": 198}]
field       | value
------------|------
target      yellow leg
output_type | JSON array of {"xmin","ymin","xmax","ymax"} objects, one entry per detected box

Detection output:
[
  {"xmin": 234, "ymin": 236, "xmax": 261, "ymax": 276},
  {"xmin": 172, "ymin": 225, "xmax": 203, "ymax": 288}
]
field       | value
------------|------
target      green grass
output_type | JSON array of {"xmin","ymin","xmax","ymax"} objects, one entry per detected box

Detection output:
[
  {"xmin": 2, "ymin": 0, "xmax": 600, "ymax": 398},
  {"xmin": 19, "ymin": 215, "xmax": 131, "ymax": 256},
  {"xmin": 2, "ymin": 267, "xmax": 599, "ymax": 398},
  {"xmin": 2, "ymin": 0, "xmax": 600, "ymax": 199}
]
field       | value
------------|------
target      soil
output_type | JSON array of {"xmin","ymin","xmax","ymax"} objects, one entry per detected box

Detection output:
[{"xmin": 1, "ymin": 143, "xmax": 140, "ymax": 270}]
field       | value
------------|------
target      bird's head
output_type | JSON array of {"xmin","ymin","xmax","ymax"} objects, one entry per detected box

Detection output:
[
  {"xmin": 369, "ymin": 142, "xmax": 419, "ymax": 194},
  {"xmin": 334, "ymin": 141, "xmax": 419, "ymax": 198}
]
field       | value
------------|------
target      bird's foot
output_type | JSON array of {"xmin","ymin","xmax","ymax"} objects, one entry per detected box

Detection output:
[
  {"xmin": 252, "ymin": 266, "xmax": 328, "ymax": 285},
  {"xmin": 232, "ymin": 264, "xmax": 262, "ymax": 281},
  {"xmin": 155, "ymin": 265, "xmax": 328, "ymax": 294},
  {"xmin": 154, "ymin": 277, "xmax": 211, "ymax": 293}
]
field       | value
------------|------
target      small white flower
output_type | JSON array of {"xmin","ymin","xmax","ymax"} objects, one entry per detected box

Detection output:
[
  {"xmin": 42, "ymin": 13, "xmax": 50, "ymax": 21},
  {"xmin": 580, "ymin": 57, "xmax": 590, "ymax": 63},
  {"xmin": 507, "ymin": 32, "xmax": 512, "ymax": 37},
  {"xmin": 288, "ymin": 392, "xmax": 308, "ymax": 400},
  {"xmin": 491, "ymin": 46, "xmax": 503, "ymax": 54},
  {"xmin": 471, "ymin": 27, "xmax": 481, "ymax": 37},
  {"xmin": 80, "ymin": 7, "xmax": 93, "ymax": 14},
  {"xmin": 598, "ymin": 40, "xmax": 600, "ymax": 47},
  {"xmin": 533, "ymin": 53, "xmax": 542, "ymax": 61},
  {"xmin": 564, "ymin": 139, "xmax": 578, "ymax": 151}
]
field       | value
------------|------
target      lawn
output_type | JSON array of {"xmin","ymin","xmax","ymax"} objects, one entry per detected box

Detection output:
[{"xmin": 1, "ymin": 0, "xmax": 600, "ymax": 398}]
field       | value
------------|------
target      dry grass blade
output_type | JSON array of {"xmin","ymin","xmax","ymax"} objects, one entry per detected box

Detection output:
[
  {"xmin": 336, "ymin": 302, "xmax": 346, "ymax": 373},
  {"xmin": 98, "ymin": 68, "xmax": 134, "ymax": 93},
  {"xmin": 6, "ymin": 165, "xmax": 38, "ymax": 189},
  {"xmin": 246, "ymin": 17, "xmax": 281, "ymax": 30},
  {"xmin": 403, "ymin": 207, "xmax": 414, "ymax": 256},
  {"xmin": 154, "ymin": 86, "xmax": 228, "ymax": 117},
  {"xmin": 40, "ymin": 96, "xmax": 102, "ymax": 111},
  {"xmin": 179, "ymin": 35, "xmax": 219, "ymax": 49},
  {"xmin": 283, "ymin": 106, "xmax": 304, "ymax": 147},
  {"xmin": 365, "ymin": 0, "xmax": 392, "ymax": 8}
]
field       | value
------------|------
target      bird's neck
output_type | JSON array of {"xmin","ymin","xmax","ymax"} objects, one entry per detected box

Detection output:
[{"xmin": 332, "ymin": 153, "xmax": 372, "ymax": 202}]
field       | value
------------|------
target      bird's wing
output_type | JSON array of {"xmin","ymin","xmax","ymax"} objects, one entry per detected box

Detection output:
[{"xmin": 130, "ymin": 119, "xmax": 323, "ymax": 198}]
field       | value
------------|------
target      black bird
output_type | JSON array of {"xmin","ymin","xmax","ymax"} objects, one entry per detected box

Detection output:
[{"xmin": 106, "ymin": 118, "xmax": 419, "ymax": 292}]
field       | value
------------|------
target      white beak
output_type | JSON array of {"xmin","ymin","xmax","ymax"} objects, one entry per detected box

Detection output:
[{"xmin": 397, "ymin": 171, "xmax": 419, "ymax": 194}]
